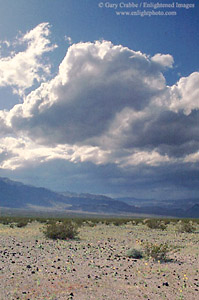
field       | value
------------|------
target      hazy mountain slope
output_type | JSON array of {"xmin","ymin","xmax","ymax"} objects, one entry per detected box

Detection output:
[
  {"xmin": 0, "ymin": 177, "xmax": 136, "ymax": 214},
  {"xmin": 0, "ymin": 177, "xmax": 65, "ymax": 208},
  {"xmin": 0, "ymin": 177, "xmax": 198, "ymax": 217}
]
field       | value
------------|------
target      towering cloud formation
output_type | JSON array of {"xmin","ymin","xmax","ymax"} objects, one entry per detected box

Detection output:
[{"xmin": 0, "ymin": 23, "xmax": 199, "ymax": 171}]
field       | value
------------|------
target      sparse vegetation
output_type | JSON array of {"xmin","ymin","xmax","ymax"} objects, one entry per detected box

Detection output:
[
  {"xmin": 0, "ymin": 215, "xmax": 198, "ymax": 300},
  {"xmin": 0, "ymin": 216, "xmax": 31, "ymax": 228},
  {"xmin": 145, "ymin": 219, "xmax": 167, "ymax": 230},
  {"xmin": 143, "ymin": 242, "xmax": 172, "ymax": 261},
  {"xmin": 43, "ymin": 220, "xmax": 79, "ymax": 240},
  {"xmin": 126, "ymin": 247, "xmax": 143, "ymax": 259},
  {"xmin": 177, "ymin": 220, "xmax": 196, "ymax": 233},
  {"xmin": 16, "ymin": 220, "xmax": 29, "ymax": 228}
]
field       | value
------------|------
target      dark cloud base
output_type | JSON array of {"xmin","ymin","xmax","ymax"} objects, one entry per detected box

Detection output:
[{"xmin": 0, "ymin": 159, "xmax": 199, "ymax": 201}]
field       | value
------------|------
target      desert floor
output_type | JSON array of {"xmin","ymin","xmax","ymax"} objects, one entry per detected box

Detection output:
[{"xmin": 0, "ymin": 220, "xmax": 199, "ymax": 300}]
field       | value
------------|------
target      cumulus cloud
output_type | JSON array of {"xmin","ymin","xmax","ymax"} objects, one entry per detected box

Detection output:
[
  {"xmin": 0, "ymin": 136, "xmax": 110, "ymax": 170},
  {"xmin": 151, "ymin": 53, "xmax": 174, "ymax": 68},
  {"xmin": 3, "ymin": 40, "xmax": 168, "ymax": 145},
  {"xmin": 0, "ymin": 23, "xmax": 56, "ymax": 96},
  {"xmin": 0, "ymin": 136, "xmax": 72, "ymax": 169},
  {"xmin": 169, "ymin": 72, "xmax": 199, "ymax": 115},
  {"xmin": 0, "ymin": 24, "xmax": 199, "ymax": 173}
]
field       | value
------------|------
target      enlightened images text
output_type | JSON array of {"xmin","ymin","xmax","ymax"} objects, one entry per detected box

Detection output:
[{"xmin": 103, "ymin": 2, "xmax": 195, "ymax": 10}]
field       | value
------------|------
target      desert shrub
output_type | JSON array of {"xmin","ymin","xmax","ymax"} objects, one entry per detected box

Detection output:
[
  {"xmin": 143, "ymin": 242, "xmax": 171, "ymax": 261},
  {"xmin": 103, "ymin": 219, "xmax": 111, "ymax": 225},
  {"xmin": 111, "ymin": 218, "xmax": 129, "ymax": 226},
  {"xmin": 177, "ymin": 220, "xmax": 196, "ymax": 233},
  {"xmin": 16, "ymin": 220, "xmax": 29, "ymax": 228},
  {"xmin": 193, "ymin": 219, "xmax": 199, "ymax": 225},
  {"xmin": 0, "ymin": 218, "xmax": 11, "ymax": 225},
  {"xmin": 0, "ymin": 217, "xmax": 30, "ymax": 227},
  {"xmin": 162, "ymin": 219, "xmax": 171, "ymax": 225},
  {"xmin": 72, "ymin": 218, "xmax": 85, "ymax": 227},
  {"xmin": 126, "ymin": 247, "xmax": 143, "ymax": 259},
  {"xmin": 113, "ymin": 220, "xmax": 121, "ymax": 226},
  {"xmin": 36, "ymin": 217, "xmax": 48, "ymax": 224},
  {"xmin": 191, "ymin": 219, "xmax": 199, "ymax": 225},
  {"xmin": 131, "ymin": 219, "xmax": 143, "ymax": 225},
  {"xmin": 170, "ymin": 219, "xmax": 180, "ymax": 225},
  {"xmin": 145, "ymin": 219, "xmax": 167, "ymax": 230},
  {"xmin": 86, "ymin": 220, "xmax": 96, "ymax": 227},
  {"xmin": 43, "ymin": 220, "xmax": 79, "ymax": 240}
]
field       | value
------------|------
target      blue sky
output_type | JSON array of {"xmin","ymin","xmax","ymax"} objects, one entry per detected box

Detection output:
[{"xmin": 0, "ymin": 0, "xmax": 199, "ymax": 200}]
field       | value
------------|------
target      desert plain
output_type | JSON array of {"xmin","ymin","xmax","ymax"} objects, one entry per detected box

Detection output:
[{"xmin": 0, "ymin": 218, "xmax": 199, "ymax": 300}]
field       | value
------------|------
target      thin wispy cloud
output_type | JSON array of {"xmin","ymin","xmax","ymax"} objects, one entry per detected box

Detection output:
[{"xmin": 0, "ymin": 23, "xmax": 57, "ymax": 97}]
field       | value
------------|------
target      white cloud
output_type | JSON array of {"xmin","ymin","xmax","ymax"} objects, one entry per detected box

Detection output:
[
  {"xmin": 0, "ymin": 136, "xmax": 110, "ymax": 170},
  {"xmin": 184, "ymin": 151, "xmax": 199, "ymax": 163},
  {"xmin": 169, "ymin": 72, "xmax": 199, "ymax": 115},
  {"xmin": 4, "ymin": 40, "xmax": 168, "ymax": 146},
  {"xmin": 151, "ymin": 53, "xmax": 174, "ymax": 68},
  {"xmin": 0, "ymin": 23, "xmax": 57, "ymax": 96},
  {"xmin": 0, "ymin": 136, "xmax": 70, "ymax": 169},
  {"xmin": 0, "ymin": 27, "xmax": 199, "ymax": 171},
  {"xmin": 119, "ymin": 150, "xmax": 170, "ymax": 167}
]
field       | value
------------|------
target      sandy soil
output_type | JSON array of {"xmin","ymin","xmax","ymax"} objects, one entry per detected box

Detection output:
[{"xmin": 0, "ymin": 221, "xmax": 199, "ymax": 300}]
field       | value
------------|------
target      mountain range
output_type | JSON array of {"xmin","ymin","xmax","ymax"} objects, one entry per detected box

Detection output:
[{"xmin": 0, "ymin": 177, "xmax": 199, "ymax": 217}]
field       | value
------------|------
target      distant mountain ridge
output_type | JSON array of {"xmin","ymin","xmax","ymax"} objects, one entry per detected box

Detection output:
[
  {"xmin": 116, "ymin": 196, "xmax": 199, "ymax": 210},
  {"xmin": 0, "ymin": 177, "xmax": 199, "ymax": 217},
  {"xmin": 0, "ymin": 177, "xmax": 136, "ymax": 214}
]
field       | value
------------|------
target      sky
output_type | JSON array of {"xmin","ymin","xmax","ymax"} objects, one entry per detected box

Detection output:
[{"xmin": 0, "ymin": 0, "xmax": 199, "ymax": 200}]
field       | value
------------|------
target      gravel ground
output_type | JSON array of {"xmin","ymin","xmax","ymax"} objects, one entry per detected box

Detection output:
[{"xmin": 0, "ymin": 221, "xmax": 199, "ymax": 300}]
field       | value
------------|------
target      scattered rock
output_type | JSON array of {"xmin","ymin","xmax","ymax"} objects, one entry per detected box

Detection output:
[
  {"xmin": 26, "ymin": 265, "xmax": 31, "ymax": 269},
  {"xmin": 163, "ymin": 282, "xmax": 169, "ymax": 286}
]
